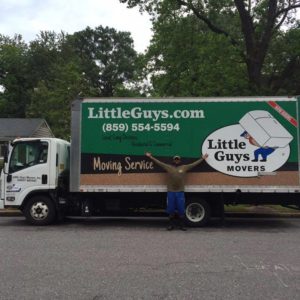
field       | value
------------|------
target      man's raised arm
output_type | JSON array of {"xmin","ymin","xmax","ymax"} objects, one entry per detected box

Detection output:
[
  {"xmin": 145, "ymin": 152, "xmax": 172, "ymax": 171},
  {"xmin": 183, "ymin": 153, "xmax": 209, "ymax": 172}
]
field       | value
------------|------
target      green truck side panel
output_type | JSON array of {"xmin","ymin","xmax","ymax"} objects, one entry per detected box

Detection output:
[{"xmin": 81, "ymin": 100, "xmax": 298, "ymax": 161}]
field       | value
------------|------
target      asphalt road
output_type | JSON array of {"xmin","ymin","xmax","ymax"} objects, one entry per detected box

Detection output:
[{"xmin": 0, "ymin": 216, "xmax": 300, "ymax": 300}]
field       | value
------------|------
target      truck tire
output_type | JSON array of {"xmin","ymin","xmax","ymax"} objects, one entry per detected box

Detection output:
[
  {"xmin": 24, "ymin": 195, "xmax": 56, "ymax": 225},
  {"xmin": 185, "ymin": 198, "xmax": 211, "ymax": 227}
]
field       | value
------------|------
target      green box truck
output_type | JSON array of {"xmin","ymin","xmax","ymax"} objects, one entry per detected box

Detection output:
[{"xmin": 1, "ymin": 97, "xmax": 300, "ymax": 225}]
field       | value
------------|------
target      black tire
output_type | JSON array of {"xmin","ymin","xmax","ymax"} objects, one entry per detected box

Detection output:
[
  {"xmin": 24, "ymin": 195, "xmax": 56, "ymax": 225},
  {"xmin": 185, "ymin": 198, "xmax": 211, "ymax": 227}
]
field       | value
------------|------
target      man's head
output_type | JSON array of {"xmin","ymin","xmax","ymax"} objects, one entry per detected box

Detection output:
[{"xmin": 173, "ymin": 155, "xmax": 181, "ymax": 165}]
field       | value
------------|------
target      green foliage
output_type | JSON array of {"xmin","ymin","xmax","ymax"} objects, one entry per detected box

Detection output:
[
  {"xmin": 0, "ymin": 34, "xmax": 30, "ymax": 117},
  {"xmin": 24, "ymin": 32, "xmax": 88, "ymax": 138},
  {"xmin": 263, "ymin": 26, "xmax": 300, "ymax": 95},
  {"xmin": 0, "ymin": 27, "xmax": 139, "ymax": 138},
  {"xmin": 147, "ymin": 13, "xmax": 249, "ymax": 96},
  {"xmin": 1, "ymin": 3, "xmax": 299, "ymax": 139},
  {"xmin": 68, "ymin": 26, "xmax": 138, "ymax": 97},
  {"xmin": 26, "ymin": 63, "xmax": 89, "ymax": 139},
  {"xmin": 120, "ymin": 0, "xmax": 300, "ymax": 94}
]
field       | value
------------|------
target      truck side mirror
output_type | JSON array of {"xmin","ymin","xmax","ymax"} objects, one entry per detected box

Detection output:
[
  {"xmin": 3, "ymin": 144, "xmax": 8, "ymax": 163},
  {"xmin": 7, "ymin": 174, "xmax": 12, "ymax": 182}
]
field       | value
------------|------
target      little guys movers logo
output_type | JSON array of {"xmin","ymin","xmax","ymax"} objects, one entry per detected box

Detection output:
[{"xmin": 202, "ymin": 110, "xmax": 293, "ymax": 177}]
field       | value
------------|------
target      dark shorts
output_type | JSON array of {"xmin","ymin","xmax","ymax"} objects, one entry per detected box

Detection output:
[
  {"xmin": 166, "ymin": 191, "xmax": 185, "ymax": 216},
  {"xmin": 254, "ymin": 147, "xmax": 275, "ymax": 160}
]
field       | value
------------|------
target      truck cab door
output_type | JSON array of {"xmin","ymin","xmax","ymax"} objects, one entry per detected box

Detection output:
[
  {"xmin": 0, "ymin": 144, "xmax": 8, "ymax": 209},
  {"xmin": 0, "ymin": 169, "xmax": 4, "ymax": 209},
  {"xmin": 4, "ymin": 140, "xmax": 50, "ymax": 207}
]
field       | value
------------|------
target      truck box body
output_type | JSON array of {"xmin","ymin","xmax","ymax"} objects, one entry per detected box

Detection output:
[
  {"xmin": 2, "ymin": 96, "xmax": 300, "ymax": 226},
  {"xmin": 70, "ymin": 97, "xmax": 300, "ymax": 193}
]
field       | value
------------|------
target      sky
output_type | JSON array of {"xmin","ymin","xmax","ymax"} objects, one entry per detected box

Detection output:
[{"xmin": 0, "ymin": 0, "xmax": 152, "ymax": 53}]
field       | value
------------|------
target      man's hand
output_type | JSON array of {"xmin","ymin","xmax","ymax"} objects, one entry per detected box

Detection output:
[
  {"xmin": 202, "ymin": 153, "xmax": 209, "ymax": 160},
  {"xmin": 145, "ymin": 152, "xmax": 152, "ymax": 158}
]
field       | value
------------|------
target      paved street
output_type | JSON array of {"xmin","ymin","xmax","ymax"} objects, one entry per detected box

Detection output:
[{"xmin": 0, "ymin": 216, "xmax": 300, "ymax": 300}]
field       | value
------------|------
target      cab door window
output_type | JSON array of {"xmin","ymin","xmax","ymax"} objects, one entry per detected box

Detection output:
[{"xmin": 9, "ymin": 141, "xmax": 48, "ymax": 173}]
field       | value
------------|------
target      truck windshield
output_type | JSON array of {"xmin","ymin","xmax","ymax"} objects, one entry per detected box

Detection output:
[{"xmin": 9, "ymin": 141, "xmax": 48, "ymax": 173}]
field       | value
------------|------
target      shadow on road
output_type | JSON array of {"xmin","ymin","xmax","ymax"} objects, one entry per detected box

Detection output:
[{"xmin": 1, "ymin": 215, "xmax": 299, "ymax": 231}]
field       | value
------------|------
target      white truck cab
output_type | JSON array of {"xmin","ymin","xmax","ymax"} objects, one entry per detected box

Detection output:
[{"xmin": 0, "ymin": 138, "xmax": 69, "ymax": 224}]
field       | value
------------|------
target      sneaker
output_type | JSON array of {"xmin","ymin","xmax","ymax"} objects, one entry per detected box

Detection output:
[
  {"xmin": 167, "ymin": 225, "xmax": 174, "ymax": 231},
  {"xmin": 178, "ymin": 217, "xmax": 187, "ymax": 231}
]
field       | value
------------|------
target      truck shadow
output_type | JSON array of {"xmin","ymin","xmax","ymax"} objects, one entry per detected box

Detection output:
[
  {"xmin": 1, "ymin": 216, "xmax": 299, "ymax": 231},
  {"xmin": 217, "ymin": 217, "xmax": 300, "ymax": 231},
  {"xmin": 63, "ymin": 216, "xmax": 299, "ymax": 231}
]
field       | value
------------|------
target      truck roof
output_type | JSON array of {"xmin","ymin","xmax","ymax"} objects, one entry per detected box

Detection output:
[
  {"xmin": 12, "ymin": 137, "xmax": 70, "ymax": 145},
  {"xmin": 80, "ymin": 96, "xmax": 298, "ymax": 103}
]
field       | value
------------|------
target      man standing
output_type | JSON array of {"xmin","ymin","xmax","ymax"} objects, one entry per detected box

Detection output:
[{"xmin": 145, "ymin": 152, "xmax": 208, "ymax": 231}]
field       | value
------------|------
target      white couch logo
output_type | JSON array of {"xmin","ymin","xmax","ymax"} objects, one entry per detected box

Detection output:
[{"xmin": 202, "ymin": 111, "xmax": 293, "ymax": 177}]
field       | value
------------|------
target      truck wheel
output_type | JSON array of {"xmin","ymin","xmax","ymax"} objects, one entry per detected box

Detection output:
[
  {"xmin": 24, "ymin": 196, "xmax": 56, "ymax": 225},
  {"xmin": 185, "ymin": 199, "xmax": 211, "ymax": 227}
]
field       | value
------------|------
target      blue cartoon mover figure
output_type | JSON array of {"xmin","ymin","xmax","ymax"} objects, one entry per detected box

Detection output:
[{"xmin": 240, "ymin": 131, "xmax": 276, "ymax": 162}]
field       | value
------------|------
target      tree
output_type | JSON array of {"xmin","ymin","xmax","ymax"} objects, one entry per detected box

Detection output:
[
  {"xmin": 26, "ymin": 61, "xmax": 89, "ymax": 139},
  {"xmin": 26, "ymin": 27, "xmax": 140, "ymax": 137},
  {"xmin": 263, "ymin": 26, "xmax": 300, "ymax": 95},
  {"xmin": 120, "ymin": 0, "xmax": 300, "ymax": 93},
  {"xmin": 26, "ymin": 32, "xmax": 71, "ymax": 89},
  {"xmin": 0, "ymin": 34, "xmax": 30, "ymax": 117},
  {"xmin": 67, "ymin": 26, "xmax": 138, "ymax": 96},
  {"xmin": 0, "ymin": 26, "xmax": 141, "ymax": 137},
  {"xmin": 26, "ymin": 31, "xmax": 92, "ymax": 138},
  {"xmin": 145, "ymin": 12, "xmax": 249, "ymax": 96}
]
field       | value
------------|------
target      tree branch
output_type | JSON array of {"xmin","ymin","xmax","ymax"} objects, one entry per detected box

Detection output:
[
  {"xmin": 260, "ymin": 0, "xmax": 277, "ymax": 45},
  {"xmin": 274, "ymin": 9, "xmax": 289, "ymax": 30},
  {"xmin": 234, "ymin": 0, "xmax": 255, "ymax": 53},
  {"xmin": 258, "ymin": 0, "xmax": 300, "ymax": 63},
  {"xmin": 176, "ymin": 0, "xmax": 238, "ymax": 45},
  {"xmin": 275, "ymin": 3, "xmax": 300, "ymax": 18}
]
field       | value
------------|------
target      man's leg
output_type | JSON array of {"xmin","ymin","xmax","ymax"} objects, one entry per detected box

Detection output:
[
  {"xmin": 252, "ymin": 149, "xmax": 260, "ymax": 161},
  {"xmin": 166, "ymin": 192, "xmax": 176, "ymax": 230},
  {"xmin": 176, "ymin": 192, "xmax": 187, "ymax": 231},
  {"xmin": 260, "ymin": 148, "xmax": 275, "ymax": 161}
]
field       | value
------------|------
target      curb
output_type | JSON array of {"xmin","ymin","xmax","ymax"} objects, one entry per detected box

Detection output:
[
  {"xmin": 0, "ymin": 210, "xmax": 22, "ymax": 217},
  {"xmin": 225, "ymin": 212, "xmax": 300, "ymax": 218},
  {"xmin": 0, "ymin": 210, "xmax": 300, "ymax": 218}
]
